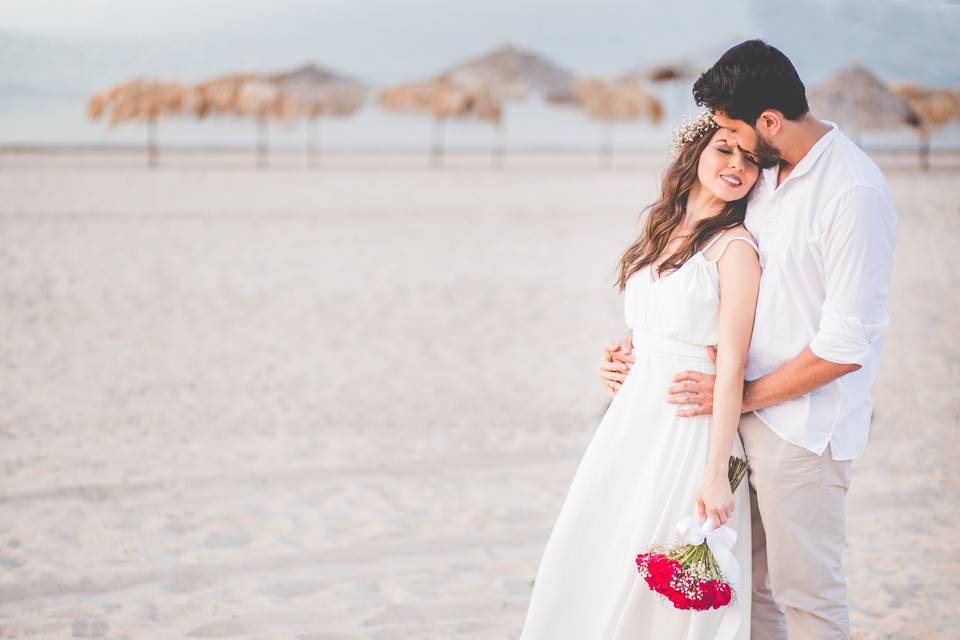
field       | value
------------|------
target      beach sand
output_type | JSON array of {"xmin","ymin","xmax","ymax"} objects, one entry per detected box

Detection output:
[{"xmin": 0, "ymin": 149, "xmax": 957, "ymax": 639}]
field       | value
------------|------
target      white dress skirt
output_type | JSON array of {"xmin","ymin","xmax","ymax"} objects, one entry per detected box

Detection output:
[{"xmin": 519, "ymin": 236, "xmax": 757, "ymax": 640}]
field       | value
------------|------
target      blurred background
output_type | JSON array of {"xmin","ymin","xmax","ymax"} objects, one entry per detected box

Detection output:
[
  {"xmin": 1, "ymin": 1, "xmax": 958, "ymax": 639},
  {"xmin": 2, "ymin": 0, "xmax": 959, "ymax": 153}
]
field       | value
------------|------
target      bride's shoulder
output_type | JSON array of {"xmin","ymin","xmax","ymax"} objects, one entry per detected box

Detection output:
[{"xmin": 703, "ymin": 226, "xmax": 759, "ymax": 264}]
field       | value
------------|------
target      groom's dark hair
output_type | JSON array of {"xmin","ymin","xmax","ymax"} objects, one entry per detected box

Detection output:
[{"xmin": 692, "ymin": 39, "xmax": 809, "ymax": 123}]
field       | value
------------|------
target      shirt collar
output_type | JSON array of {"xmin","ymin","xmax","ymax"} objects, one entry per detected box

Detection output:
[{"xmin": 763, "ymin": 119, "xmax": 838, "ymax": 192}]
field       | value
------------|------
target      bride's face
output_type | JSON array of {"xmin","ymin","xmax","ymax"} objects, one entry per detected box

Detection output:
[{"xmin": 696, "ymin": 129, "xmax": 760, "ymax": 202}]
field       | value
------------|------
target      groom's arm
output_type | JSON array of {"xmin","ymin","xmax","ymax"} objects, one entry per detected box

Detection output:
[
  {"xmin": 670, "ymin": 185, "xmax": 897, "ymax": 416},
  {"xmin": 671, "ymin": 345, "xmax": 860, "ymax": 417},
  {"xmin": 740, "ymin": 348, "xmax": 859, "ymax": 413}
]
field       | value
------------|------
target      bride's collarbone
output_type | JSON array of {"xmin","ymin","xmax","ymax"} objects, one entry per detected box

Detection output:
[{"xmin": 649, "ymin": 252, "xmax": 705, "ymax": 283}]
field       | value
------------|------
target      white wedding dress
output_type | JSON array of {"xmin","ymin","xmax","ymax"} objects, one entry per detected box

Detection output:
[{"xmin": 519, "ymin": 233, "xmax": 756, "ymax": 639}]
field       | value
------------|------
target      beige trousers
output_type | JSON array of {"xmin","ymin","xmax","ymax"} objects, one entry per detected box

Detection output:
[{"xmin": 739, "ymin": 412, "xmax": 853, "ymax": 640}]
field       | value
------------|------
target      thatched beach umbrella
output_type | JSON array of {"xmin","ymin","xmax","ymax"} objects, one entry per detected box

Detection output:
[
  {"xmin": 194, "ymin": 73, "xmax": 285, "ymax": 168},
  {"xmin": 192, "ymin": 73, "xmax": 259, "ymax": 117},
  {"xmin": 378, "ymin": 79, "xmax": 501, "ymax": 165},
  {"xmin": 195, "ymin": 66, "xmax": 367, "ymax": 167},
  {"xmin": 88, "ymin": 78, "xmax": 194, "ymax": 168},
  {"xmin": 809, "ymin": 65, "xmax": 920, "ymax": 145},
  {"xmin": 578, "ymin": 77, "xmax": 664, "ymax": 165},
  {"xmin": 438, "ymin": 44, "xmax": 579, "ymax": 104},
  {"xmin": 435, "ymin": 44, "xmax": 580, "ymax": 163},
  {"xmin": 271, "ymin": 64, "xmax": 368, "ymax": 165},
  {"xmin": 895, "ymin": 84, "xmax": 960, "ymax": 169},
  {"xmin": 620, "ymin": 61, "xmax": 702, "ymax": 118}
]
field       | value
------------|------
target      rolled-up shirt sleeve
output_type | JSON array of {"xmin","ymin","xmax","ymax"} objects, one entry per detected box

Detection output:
[{"xmin": 809, "ymin": 185, "xmax": 898, "ymax": 366}]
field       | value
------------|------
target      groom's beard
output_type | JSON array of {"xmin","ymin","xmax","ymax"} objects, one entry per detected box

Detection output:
[{"xmin": 752, "ymin": 131, "xmax": 782, "ymax": 169}]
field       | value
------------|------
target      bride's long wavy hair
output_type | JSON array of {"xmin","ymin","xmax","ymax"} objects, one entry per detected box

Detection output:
[{"xmin": 615, "ymin": 128, "xmax": 750, "ymax": 292}]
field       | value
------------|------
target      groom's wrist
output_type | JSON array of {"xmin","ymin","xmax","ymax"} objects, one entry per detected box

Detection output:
[{"xmin": 741, "ymin": 380, "xmax": 757, "ymax": 413}]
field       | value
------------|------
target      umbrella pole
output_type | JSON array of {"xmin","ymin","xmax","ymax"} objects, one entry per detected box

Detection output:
[
  {"xmin": 919, "ymin": 126, "xmax": 930, "ymax": 170},
  {"xmin": 492, "ymin": 123, "xmax": 506, "ymax": 168},
  {"xmin": 599, "ymin": 122, "xmax": 614, "ymax": 167},
  {"xmin": 257, "ymin": 116, "xmax": 268, "ymax": 169},
  {"xmin": 307, "ymin": 117, "xmax": 320, "ymax": 168},
  {"xmin": 147, "ymin": 118, "xmax": 158, "ymax": 169},
  {"xmin": 431, "ymin": 117, "xmax": 445, "ymax": 167}
]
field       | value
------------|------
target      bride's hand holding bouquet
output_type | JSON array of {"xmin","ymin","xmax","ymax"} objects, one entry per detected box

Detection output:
[{"xmin": 697, "ymin": 467, "xmax": 736, "ymax": 527}]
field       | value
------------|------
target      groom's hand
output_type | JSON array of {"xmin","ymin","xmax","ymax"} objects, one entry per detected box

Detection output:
[{"xmin": 667, "ymin": 345, "xmax": 718, "ymax": 417}]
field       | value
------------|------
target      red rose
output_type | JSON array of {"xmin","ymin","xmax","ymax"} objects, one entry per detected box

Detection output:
[
  {"xmin": 665, "ymin": 585, "xmax": 689, "ymax": 610},
  {"xmin": 637, "ymin": 553, "xmax": 668, "ymax": 589},
  {"xmin": 687, "ymin": 581, "xmax": 712, "ymax": 611},
  {"xmin": 709, "ymin": 580, "xmax": 732, "ymax": 608},
  {"xmin": 636, "ymin": 553, "xmax": 660, "ymax": 591},
  {"xmin": 695, "ymin": 580, "xmax": 731, "ymax": 609},
  {"xmin": 635, "ymin": 552, "xmax": 651, "ymax": 572},
  {"xmin": 648, "ymin": 556, "xmax": 680, "ymax": 594}
]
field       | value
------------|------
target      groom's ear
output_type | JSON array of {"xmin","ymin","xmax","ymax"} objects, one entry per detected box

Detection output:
[{"xmin": 755, "ymin": 110, "xmax": 783, "ymax": 138}]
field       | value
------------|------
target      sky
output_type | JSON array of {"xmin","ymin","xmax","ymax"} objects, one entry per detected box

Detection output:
[{"xmin": 1, "ymin": 0, "xmax": 958, "ymax": 147}]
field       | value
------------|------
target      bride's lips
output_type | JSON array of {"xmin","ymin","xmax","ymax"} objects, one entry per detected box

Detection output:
[{"xmin": 719, "ymin": 174, "xmax": 742, "ymax": 188}]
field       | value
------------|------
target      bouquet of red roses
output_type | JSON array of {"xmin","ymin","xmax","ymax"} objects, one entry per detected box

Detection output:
[{"xmin": 634, "ymin": 456, "xmax": 748, "ymax": 612}]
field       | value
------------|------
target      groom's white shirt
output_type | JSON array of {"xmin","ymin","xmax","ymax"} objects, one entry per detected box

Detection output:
[{"xmin": 744, "ymin": 121, "xmax": 898, "ymax": 461}]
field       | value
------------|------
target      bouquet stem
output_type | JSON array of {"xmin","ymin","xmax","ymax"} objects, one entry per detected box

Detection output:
[{"xmin": 727, "ymin": 456, "xmax": 748, "ymax": 493}]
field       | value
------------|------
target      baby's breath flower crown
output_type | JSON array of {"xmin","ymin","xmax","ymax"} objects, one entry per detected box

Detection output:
[{"xmin": 670, "ymin": 110, "xmax": 719, "ymax": 159}]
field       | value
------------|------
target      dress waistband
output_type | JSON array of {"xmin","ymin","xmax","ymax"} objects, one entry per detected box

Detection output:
[{"xmin": 631, "ymin": 328, "xmax": 713, "ymax": 361}]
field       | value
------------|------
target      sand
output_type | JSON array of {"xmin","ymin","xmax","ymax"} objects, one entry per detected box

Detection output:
[{"xmin": 0, "ymin": 148, "xmax": 957, "ymax": 639}]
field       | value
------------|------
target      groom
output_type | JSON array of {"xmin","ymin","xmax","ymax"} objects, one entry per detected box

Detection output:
[{"xmin": 600, "ymin": 40, "xmax": 897, "ymax": 639}]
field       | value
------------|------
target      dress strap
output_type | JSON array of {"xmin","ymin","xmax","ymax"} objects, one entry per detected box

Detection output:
[
  {"xmin": 700, "ymin": 231, "xmax": 727, "ymax": 253},
  {"xmin": 705, "ymin": 235, "xmax": 760, "ymax": 263}
]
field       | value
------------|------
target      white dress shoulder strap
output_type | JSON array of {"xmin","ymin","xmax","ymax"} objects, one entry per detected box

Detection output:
[
  {"xmin": 704, "ymin": 234, "xmax": 760, "ymax": 263},
  {"xmin": 700, "ymin": 231, "xmax": 727, "ymax": 253}
]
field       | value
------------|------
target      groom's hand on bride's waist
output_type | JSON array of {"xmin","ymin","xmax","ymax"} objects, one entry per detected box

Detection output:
[{"xmin": 667, "ymin": 345, "xmax": 718, "ymax": 417}]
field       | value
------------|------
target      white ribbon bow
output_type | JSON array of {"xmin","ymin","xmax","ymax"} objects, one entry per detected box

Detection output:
[{"xmin": 675, "ymin": 514, "xmax": 742, "ymax": 640}]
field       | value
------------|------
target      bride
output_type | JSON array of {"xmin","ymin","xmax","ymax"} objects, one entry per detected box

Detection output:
[{"xmin": 519, "ymin": 112, "xmax": 762, "ymax": 639}]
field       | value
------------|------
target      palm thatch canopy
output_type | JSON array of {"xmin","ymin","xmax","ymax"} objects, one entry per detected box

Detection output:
[
  {"xmin": 270, "ymin": 64, "xmax": 368, "ymax": 120},
  {"xmin": 88, "ymin": 78, "xmax": 194, "ymax": 126},
  {"xmin": 379, "ymin": 44, "xmax": 578, "ymax": 166},
  {"xmin": 894, "ymin": 84, "xmax": 960, "ymax": 128},
  {"xmin": 234, "ymin": 78, "xmax": 285, "ymax": 119},
  {"xmin": 194, "ymin": 66, "xmax": 367, "ymax": 121},
  {"xmin": 809, "ymin": 65, "xmax": 921, "ymax": 132},
  {"xmin": 436, "ymin": 44, "xmax": 579, "ymax": 105},
  {"xmin": 577, "ymin": 78, "xmax": 664, "ymax": 123},
  {"xmin": 377, "ymin": 79, "xmax": 501, "ymax": 123},
  {"xmin": 192, "ymin": 73, "xmax": 263, "ymax": 118},
  {"xmin": 378, "ymin": 78, "xmax": 503, "ymax": 166},
  {"xmin": 193, "ymin": 73, "xmax": 283, "ymax": 120},
  {"xmin": 577, "ymin": 77, "xmax": 664, "ymax": 166},
  {"xmin": 192, "ymin": 65, "xmax": 367, "ymax": 167},
  {"xmin": 620, "ymin": 62, "xmax": 701, "ymax": 85}
]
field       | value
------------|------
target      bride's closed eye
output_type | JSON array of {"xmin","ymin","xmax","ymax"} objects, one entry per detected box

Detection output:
[
  {"xmin": 716, "ymin": 145, "xmax": 756, "ymax": 167},
  {"xmin": 734, "ymin": 146, "xmax": 760, "ymax": 166},
  {"xmin": 713, "ymin": 140, "xmax": 738, "ymax": 155},
  {"xmin": 720, "ymin": 145, "xmax": 759, "ymax": 167}
]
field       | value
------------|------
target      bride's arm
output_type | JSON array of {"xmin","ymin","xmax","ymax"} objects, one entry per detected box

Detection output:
[{"xmin": 697, "ymin": 239, "xmax": 760, "ymax": 527}]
